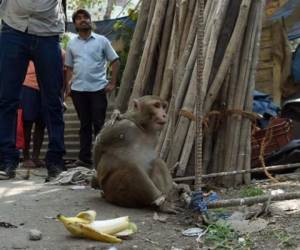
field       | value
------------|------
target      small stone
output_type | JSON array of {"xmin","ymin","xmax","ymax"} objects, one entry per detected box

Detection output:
[
  {"xmin": 86, "ymin": 246, "xmax": 96, "ymax": 250},
  {"xmin": 132, "ymin": 246, "xmax": 138, "ymax": 249},
  {"xmin": 28, "ymin": 229, "xmax": 42, "ymax": 241},
  {"xmin": 107, "ymin": 247, "xmax": 118, "ymax": 250},
  {"xmin": 238, "ymin": 237, "xmax": 246, "ymax": 245},
  {"xmin": 11, "ymin": 243, "xmax": 29, "ymax": 249}
]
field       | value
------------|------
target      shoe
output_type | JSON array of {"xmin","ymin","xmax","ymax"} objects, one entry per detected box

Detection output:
[
  {"xmin": 32, "ymin": 159, "xmax": 45, "ymax": 168},
  {"xmin": 45, "ymin": 164, "xmax": 66, "ymax": 182},
  {"xmin": 66, "ymin": 159, "xmax": 92, "ymax": 169},
  {"xmin": 23, "ymin": 159, "xmax": 36, "ymax": 168},
  {"xmin": 0, "ymin": 163, "xmax": 17, "ymax": 180}
]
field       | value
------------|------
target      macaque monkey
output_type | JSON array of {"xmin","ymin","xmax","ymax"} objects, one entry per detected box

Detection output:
[{"xmin": 93, "ymin": 95, "xmax": 181, "ymax": 213}]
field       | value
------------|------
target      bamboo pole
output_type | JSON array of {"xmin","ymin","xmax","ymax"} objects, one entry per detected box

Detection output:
[
  {"xmin": 208, "ymin": 191, "xmax": 300, "ymax": 209},
  {"xmin": 202, "ymin": 0, "xmax": 230, "ymax": 96},
  {"xmin": 225, "ymin": 0, "xmax": 258, "ymax": 185},
  {"xmin": 242, "ymin": 0, "xmax": 266, "ymax": 184},
  {"xmin": 129, "ymin": 0, "xmax": 169, "ymax": 101},
  {"xmin": 166, "ymin": 64, "xmax": 197, "ymax": 168},
  {"xmin": 144, "ymin": 0, "xmax": 157, "ymax": 41},
  {"xmin": 174, "ymin": 162, "xmax": 300, "ymax": 181},
  {"xmin": 174, "ymin": 35, "xmax": 197, "ymax": 116},
  {"xmin": 115, "ymin": 0, "xmax": 152, "ymax": 112},
  {"xmin": 173, "ymin": 1, "xmax": 198, "ymax": 93},
  {"xmin": 152, "ymin": 0, "xmax": 176, "ymax": 95},
  {"xmin": 203, "ymin": 0, "xmax": 252, "ymax": 114},
  {"xmin": 176, "ymin": 107, "xmax": 196, "ymax": 176},
  {"xmin": 179, "ymin": 0, "xmax": 196, "ymax": 56}
]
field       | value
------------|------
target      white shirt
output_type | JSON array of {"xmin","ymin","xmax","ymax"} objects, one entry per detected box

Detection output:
[{"xmin": 65, "ymin": 32, "xmax": 119, "ymax": 92}]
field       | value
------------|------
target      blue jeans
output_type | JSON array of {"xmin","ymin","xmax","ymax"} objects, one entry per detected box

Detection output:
[{"xmin": 0, "ymin": 23, "xmax": 65, "ymax": 170}]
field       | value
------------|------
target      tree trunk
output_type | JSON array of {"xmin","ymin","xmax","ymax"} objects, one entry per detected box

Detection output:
[{"xmin": 104, "ymin": 0, "xmax": 116, "ymax": 20}]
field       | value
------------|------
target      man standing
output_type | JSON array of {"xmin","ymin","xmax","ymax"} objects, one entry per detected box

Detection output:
[
  {"xmin": 0, "ymin": 1, "xmax": 66, "ymax": 181},
  {"xmin": 65, "ymin": 9, "xmax": 119, "ymax": 168}
]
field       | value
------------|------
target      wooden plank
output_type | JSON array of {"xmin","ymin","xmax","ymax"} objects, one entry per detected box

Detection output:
[
  {"xmin": 256, "ymin": 68, "xmax": 273, "ymax": 82},
  {"xmin": 258, "ymin": 48, "xmax": 272, "ymax": 61},
  {"xmin": 260, "ymin": 28, "xmax": 272, "ymax": 41},
  {"xmin": 257, "ymin": 61, "xmax": 273, "ymax": 70},
  {"xmin": 273, "ymin": 58, "xmax": 282, "ymax": 105}
]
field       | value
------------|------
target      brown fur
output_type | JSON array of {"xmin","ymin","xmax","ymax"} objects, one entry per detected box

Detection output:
[{"xmin": 93, "ymin": 96, "xmax": 173, "ymax": 208}]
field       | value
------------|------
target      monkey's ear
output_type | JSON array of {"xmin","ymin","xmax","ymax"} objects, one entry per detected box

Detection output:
[{"xmin": 133, "ymin": 99, "xmax": 141, "ymax": 111}]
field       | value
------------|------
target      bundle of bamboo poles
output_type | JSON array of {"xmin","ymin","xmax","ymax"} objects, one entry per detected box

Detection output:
[{"xmin": 115, "ymin": 0, "xmax": 265, "ymax": 186}]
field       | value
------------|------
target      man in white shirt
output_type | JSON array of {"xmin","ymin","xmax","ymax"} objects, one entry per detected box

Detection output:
[{"xmin": 65, "ymin": 9, "xmax": 120, "ymax": 167}]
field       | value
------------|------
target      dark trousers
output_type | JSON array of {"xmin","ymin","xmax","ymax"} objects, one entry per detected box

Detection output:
[
  {"xmin": 0, "ymin": 22, "xmax": 65, "ymax": 169},
  {"xmin": 23, "ymin": 120, "xmax": 45, "ymax": 160},
  {"xmin": 71, "ymin": 90, "xmax": 107, "ymax": 163}
]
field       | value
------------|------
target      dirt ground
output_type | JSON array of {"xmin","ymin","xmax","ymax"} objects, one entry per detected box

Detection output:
[{"xmin": 1, "ymin": 167, "xmax": 300, "ymax": 250}]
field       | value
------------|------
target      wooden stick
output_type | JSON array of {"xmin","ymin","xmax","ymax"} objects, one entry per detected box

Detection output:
[
  {"xmin": 174, "ymin": 163, "xmax": 300, "ymax": 181},
  {"xmin": 152, "ymin": 0, "xmax": 176, "ymax": 95},
  {"xmin": 242, "ymin": 0, "xmax": 266, "ymax": 184},
  {"xmin": 129, "ymin": 0, "xmax": 169, "ymax": 101},
  {"xmin": 115, "ymin": 0, "xmax": 152, "ymax": 112},
  {"xmin": 208, "ymin": 191, "xmax": 300, "ymax": 208},
  {"xmin": 204, "ymin": 0, "xmax": 251, "ymax": 114}
]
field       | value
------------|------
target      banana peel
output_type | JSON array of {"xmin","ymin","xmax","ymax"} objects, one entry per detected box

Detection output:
[{"xmin": 57, "ymin": 210, "xmax": 137, "ymax": 243}]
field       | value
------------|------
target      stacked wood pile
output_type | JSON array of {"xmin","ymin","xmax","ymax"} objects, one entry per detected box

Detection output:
[
  {"xmin": 115, "ymin": 0, "xmax": 266, "ymax": 186},
  {"xmin": 256, "ymin": 20, "xmax": 293, "ymax": 106}
]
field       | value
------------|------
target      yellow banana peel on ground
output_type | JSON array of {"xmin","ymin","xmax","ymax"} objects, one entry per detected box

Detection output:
[{"xmin": 57, "ymin": 210, "xmax": 137, "ymax": 243}]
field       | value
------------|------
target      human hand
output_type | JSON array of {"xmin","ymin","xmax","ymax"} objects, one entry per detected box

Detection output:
[
  {"xmin": 105, "ymin": 82, "xmax": 116, "ymax": 94},
  {"xmin": 65, "ymin": 83, "xmax": 72, "ymax": 97}
]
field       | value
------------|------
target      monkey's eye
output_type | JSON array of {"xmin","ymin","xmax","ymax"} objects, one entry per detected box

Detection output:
[
  {"xmin": 154, "ymin": 102, "xmax": 161, "ymax": 108},
  {"xmin": 162, "ymin": 103, "xmax": 167, "ymax": 109}
]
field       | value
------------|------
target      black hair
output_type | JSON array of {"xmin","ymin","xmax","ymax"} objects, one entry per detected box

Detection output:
[{"xmin": 72, "ymin": 9, "xmax": 91, "ymax": 23}]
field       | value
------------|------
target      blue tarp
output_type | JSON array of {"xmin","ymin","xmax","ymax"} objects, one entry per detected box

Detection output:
[
  {"xmin": 292, "ymin": 45, "xmax": 300, "ymax": 82},
  {"xmin": 269, "ymin": 0, "xmax": 300, "ymax": 40},
  {"xmin": 253, "ymin": 90, "xmax": 280, "ymax": 128},
  {"xmin": 66, "ymin": 16, "xmax": 136, "ymax": 41}
]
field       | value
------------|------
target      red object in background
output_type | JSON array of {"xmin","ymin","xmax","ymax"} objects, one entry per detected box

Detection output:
[
  {"xmin": 16, "ymin": 109, "xmax": 25, "ymax": 150},
  {"xmin": 251, "ymin": 117, "xmax": 293, "ymax": 167}
]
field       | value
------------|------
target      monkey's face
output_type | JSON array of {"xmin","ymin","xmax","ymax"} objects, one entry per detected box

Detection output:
[
  {"xmin": 133, "ymin": 96, "xmax": 168, "ymax": 132},
  {"xmin": 148, "ymin": 100, "xmax": 168, "ymax": 131}
]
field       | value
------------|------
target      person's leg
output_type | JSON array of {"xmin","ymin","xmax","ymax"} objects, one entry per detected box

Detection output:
[
  {"xmin": 32, "ymin": 35, "xmax": 65, "ymax": 178},
  {"xmin": 22, "ymin": 120, "xmax": 33, "ymax": 161},
  {"xmin": 32, "ymin": 119, "xmax": 45, "ymax": 167},
  {"xmin": 0, "ymin": 23, "xmax": 30, "ymax": 177},
  {"xmin": 71, "ymin": 91, "xmax": 93, "ymax": 164},
  {"xmin": 91, "ymin": 90, "xmax": 107, "ymax": 138}
]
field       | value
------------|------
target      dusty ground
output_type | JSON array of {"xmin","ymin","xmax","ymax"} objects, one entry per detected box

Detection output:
[
  {"xmin": 0, "ymin": 168, "xmax": 197, "ymax": 250},
  {"xmin": 1, "ymin": 167, "xmax": 300, "ymax": 250}
]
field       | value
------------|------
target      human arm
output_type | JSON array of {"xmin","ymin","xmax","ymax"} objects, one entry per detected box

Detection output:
[
  {"xmin": 64, "ymin": 43, "xmax": 74, "ymax": 97},
  {"xmin": 65, "ymin": 66, "xmax": 73, "ymax": 97},
  {"xmin": 105, "ymin": 59, "xmax": 120, "ymax": 93}
]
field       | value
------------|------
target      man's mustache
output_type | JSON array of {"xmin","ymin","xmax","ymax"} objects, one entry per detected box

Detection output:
[{"xmin": 80, "ymin": 21, "xmax": 90, "ymax": 25}]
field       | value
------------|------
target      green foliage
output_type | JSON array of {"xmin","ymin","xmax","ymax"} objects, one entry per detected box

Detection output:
[
  {"xmin": 112, "ymin": 8, "xmax": 138, "ymax": 85},
  {"xmin": 204, "ymin": 221, "xmax": 253, "ymax": 249},
  {"xmin": 272, "ymin": 229, "xmax": 296, "ymax": 248},
  {"xmin": 204, "ymin": 222, "xmax": 237, "ymax": 249},
  {"xmin": 60, "ymin": 34, "xmax": 71, "ymax": 50},
  {"xmin": 240, "ymin": 186, "xmax": 264, "ymax": 198},
  {"xmin": 68, "ymin": 0, "xmax": 103, "ymax": 9}
]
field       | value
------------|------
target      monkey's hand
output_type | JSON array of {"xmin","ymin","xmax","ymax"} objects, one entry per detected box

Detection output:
[
  {"xmin": 158, "ymin": 200, "xmax": 184, "ymax": 214},
  {"xmin": 104, "ymin": 109, "xmax": 123, "ymax": 128}
]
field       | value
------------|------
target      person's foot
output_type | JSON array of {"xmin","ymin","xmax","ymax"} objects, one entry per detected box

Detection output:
[
  {"xmin": 45, "ymin": 164, "xmax": 66, "ymax": 182},
  {"xmin": 32, "ymin": 159, "xmax": 45, "ymax": 168},
  {"xmin": 67, "ymin": 159, "xmax": 92, "ymax": 169},
  {"xmin": 23, "ymin": 159, "xmax": 36, "ymax": 168},
  {"xmin": 0, "ymin": 163, "xmax": 17, "ymax": 180}
]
